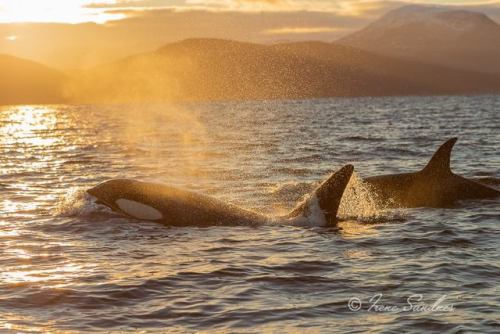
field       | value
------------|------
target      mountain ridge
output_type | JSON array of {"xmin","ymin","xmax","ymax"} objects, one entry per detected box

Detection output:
[
  {"xmin": 4, "ymin": 35, "xmax": 500, "ymax": 105},
  {"xmin": 338, "ymin": 5, "xmax": 500, "ymax": 73},
  {"xmin": 65, "ymin": 38, "xmax": 500, "ymax": 103},
  {"xmin": 0, "ymin": 54, "xmax": 66, "ymax": 105}
]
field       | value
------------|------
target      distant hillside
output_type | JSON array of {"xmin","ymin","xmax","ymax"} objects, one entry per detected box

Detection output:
[
  {"xmin": 67, "ymin": 38, "xmax": 500, "ymax": 103},
  {"xmin": 0, "ymin": 54, "xmax": 66, "ymax": 105},
  {"xmin": 338, "ymin": 5, "xmax": 500, "ymax": 73}
]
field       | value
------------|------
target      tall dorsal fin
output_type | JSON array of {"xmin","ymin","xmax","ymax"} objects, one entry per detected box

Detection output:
[
  {"xmin": 421, "ymin": 137, "xmax": 457, "ymax": 176},
  {"xmin": 288, "ymin": 164, "xmax": 354, "ymax": 224}
]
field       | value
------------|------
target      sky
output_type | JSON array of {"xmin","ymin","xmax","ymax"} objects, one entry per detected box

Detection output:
[
  {"xmin": 1, "ymin": 0, "xmax": 500, "ymax": 69},
  {"xmin": 0, "ymin": 0, "xmax": 499, "ymax": 23}
]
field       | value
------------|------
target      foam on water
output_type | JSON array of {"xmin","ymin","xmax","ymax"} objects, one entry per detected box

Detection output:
[
  {"xmin": 267, "ymin": 181, "xmax": 314, "ymax": 201},
  {"xmin": 268, "ymin": 172, "xmax": 402, "ymax": 223},
  {"xmin": 287, "ymin": 193, "xmax": 328, "ymax": 227},
  {"xmin": 55, "ymin": 187, "xmax": 105, "ymax": 217}
]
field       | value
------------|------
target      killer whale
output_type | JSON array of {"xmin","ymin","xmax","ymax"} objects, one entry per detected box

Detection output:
[
  {"xmin": 87, "ymin": 165, "xmax": 354, "ymax": 227},
  {"xmin": 364, "ymin": 138, "xmax": 499, "ymax": 208}
]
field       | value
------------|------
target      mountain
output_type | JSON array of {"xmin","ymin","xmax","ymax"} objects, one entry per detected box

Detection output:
[
  {"xmin": 273, "ymin": 41, "xmax": 500, "ymax": 94},
  {"xmin": 67, "ymin": 38, "xmax": 500, "ymax": 103},
  {"xmin": 0, "ymin": 55, "xmax": 66, "ymax": 105},
  {"xmin": 338, "ymin": 5, "xmax": 500, "ymax": 73}
]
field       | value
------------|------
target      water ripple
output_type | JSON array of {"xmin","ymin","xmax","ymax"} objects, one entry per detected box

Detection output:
[{"xmin": 0, "ymin": 97, "xmax": 499, "ymax": 332}]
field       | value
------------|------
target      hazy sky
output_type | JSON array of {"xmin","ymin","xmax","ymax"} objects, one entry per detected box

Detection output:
[
  {"xmin": 0, "ymin": 0, "xmax": 499, "ymax": 23},
  {"xmin": 1, "ymin": 0, "xmax": 500, "ymax": 69}
]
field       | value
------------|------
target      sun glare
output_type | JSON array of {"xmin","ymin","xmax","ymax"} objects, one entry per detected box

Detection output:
[
  {"xmin": 0, "ymin": 0, "xmax": 124, "ymax": 23},
  {"xmin": 0, "ymin": 106, "xmax": 60, "ymax": 147}
]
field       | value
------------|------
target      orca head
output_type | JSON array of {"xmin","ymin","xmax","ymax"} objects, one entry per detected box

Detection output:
[
  {"xmin": 87, "ymin": 179, "xmax": 139, "ymax": 206},
  {"xmin": 87, "ymin": 179, "xmax": 163, "ymax": 221}
]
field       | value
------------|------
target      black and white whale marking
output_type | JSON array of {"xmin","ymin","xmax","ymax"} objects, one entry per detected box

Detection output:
[
  {"xmin": 87, "ymin": 165, "xmax": 354, "ymax": 227},
  {"xmin": 364, "ymin": 138, "xmax": 499, "ymax": 208}
]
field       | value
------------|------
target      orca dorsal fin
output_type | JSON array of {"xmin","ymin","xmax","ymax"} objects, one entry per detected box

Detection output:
[
  {"xmin": 421, "ymin": 137, "xmax": 457, "ymax": 176},
  {"xmin": 288, "ymin": 164, "xmax": 354, "ymax": 225}
]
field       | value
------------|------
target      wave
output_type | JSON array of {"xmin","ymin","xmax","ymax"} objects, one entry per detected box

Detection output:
[
  {"xmin": 270, "ymin": 172, "xmax": 404, "ymax": 224},
  {"xmin": 288, "ymin": 193, "xmax": 327, "ymax": 227},
  {"xmin": 341, "ymin": 135, "xmax": 386, "ymax": 142},
  {"xmin": 55, "ymin": 187, "xmax": 113, "ymax": 219},
  {"xmin": 267, "ymin": 181, "xmax": 314, "ymax": 201}
]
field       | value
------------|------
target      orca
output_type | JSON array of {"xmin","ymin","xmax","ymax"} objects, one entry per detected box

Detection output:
[
  {"xmin": 87, "ymin": 165, "xmax": 354, "ymax": 227},
  {"xmin": 364, "ymin": 138, "xmax": 499, "ymax": 208}
]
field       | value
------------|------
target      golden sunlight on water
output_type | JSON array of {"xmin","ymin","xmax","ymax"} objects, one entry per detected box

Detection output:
[
  {"xmin": 338, "ymin": 221, "xmax": 379, "ymax": 240},
  {"xmin": 0, "ymin": 106, "xmax": 60, "ymax": 147},
  {"xmin": 0, "ymin": 98, "xmax": 498, "ymax": 333},
  {"xmin": 1, "ymin": 199, "xmax": 36, "ymax": 214},
  {"xmin": 0, "ymin": 106, "xmax": 64, "ymax": 215},
  {"xmin": 0, "ymin": 262, "xmax": 84, "ymax": 285}
]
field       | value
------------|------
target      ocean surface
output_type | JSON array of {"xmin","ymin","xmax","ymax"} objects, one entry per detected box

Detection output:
[{"xmin": 0, "ymin": 96, "xmax": 499, "ymax": 333}]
